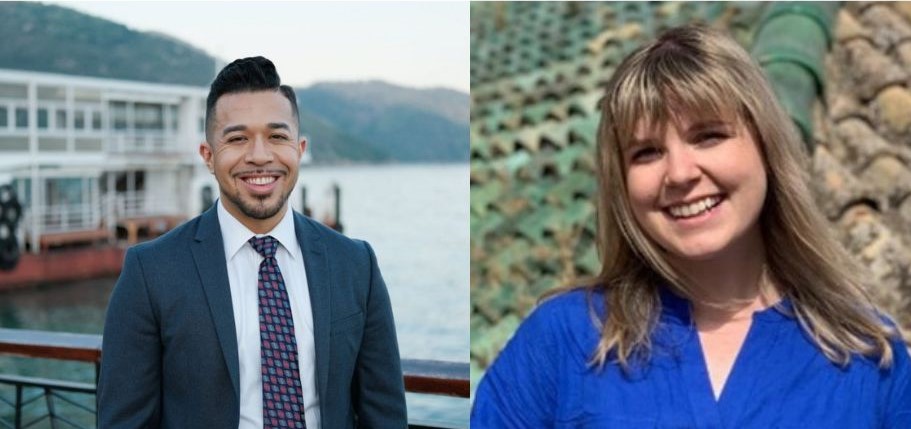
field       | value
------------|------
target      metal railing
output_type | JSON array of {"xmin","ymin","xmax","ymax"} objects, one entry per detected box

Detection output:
[
  {"xmin": 24, "ymin": 203, "xmax": 103, "ymax": 235},
  {"xmin": 109, "ymin": 192, "xmax": 180, "ymax": 220},
  {"xmin": 0, "ymin": 375, "xmax": 95, "ymax": 429},
  {"xmin": 107, "ymin": 132, "xmax": 179, "ymax": 154},
  {"xmin": 21, "ymin": 191, "xmax": 180, "ymax": 239},
  {"xmin": 0, "ymin": 328, "xmax": 468, "ymax": 429}
]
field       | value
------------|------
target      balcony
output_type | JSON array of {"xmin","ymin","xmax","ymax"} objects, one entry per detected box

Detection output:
[{"xmin": 106, "ymin": 132, "xmax": 181, "ymax": 155}]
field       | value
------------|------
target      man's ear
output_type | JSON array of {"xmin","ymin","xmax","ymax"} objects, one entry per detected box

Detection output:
[
  {"xmin": 299, "ymin": 136, "xmax": 308, "ymax": 155},
  {"xmin": 199, "ymin": 142, "xmax": 215, "ymax": 174}
]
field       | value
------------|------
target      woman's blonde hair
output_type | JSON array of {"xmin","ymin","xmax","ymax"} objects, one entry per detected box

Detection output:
[{"xmin": 565, "ymin": 24, "xmax": 895, "ymax": 370}]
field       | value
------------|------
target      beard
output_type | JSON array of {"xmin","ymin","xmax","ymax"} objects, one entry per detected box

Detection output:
[{"xmin": 225, "ymin": 187, "xmax": 291, "ymax": 220}]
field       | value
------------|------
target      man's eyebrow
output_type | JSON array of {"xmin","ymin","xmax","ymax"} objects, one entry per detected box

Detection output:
[
  {"xmin": 222, "ymin": 124, "xmax": 246, "ymax": 136},
  {"xmin": 268, "ymin": 122, "xmax": 291, "ymax": 131}
]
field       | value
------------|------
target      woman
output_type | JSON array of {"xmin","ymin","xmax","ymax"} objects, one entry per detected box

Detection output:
[{"xmin": 471, "ymin": 24, "xmax": 911, "ymax": 428}]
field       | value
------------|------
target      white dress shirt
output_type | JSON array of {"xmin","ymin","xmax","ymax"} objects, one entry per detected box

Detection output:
[{"xmin": 217, "ymin": 200, "xmax": 321, "ymax": 429}]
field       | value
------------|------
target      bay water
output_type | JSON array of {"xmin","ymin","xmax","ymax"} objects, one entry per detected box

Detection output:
[{"xmin": 0, "ymin": 163, "xmax": 469, "ymax": 427}]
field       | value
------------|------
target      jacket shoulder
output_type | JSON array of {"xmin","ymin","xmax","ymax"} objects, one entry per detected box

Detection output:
[
  {"xmin": 128, "ymin": 215, "xmax": 202, "ymax": 257},
  {"xmin": 294, "ymin": 212, "xmax": 371, "ymax": 256}
]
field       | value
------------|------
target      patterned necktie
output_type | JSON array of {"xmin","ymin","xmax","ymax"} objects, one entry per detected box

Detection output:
[{"xmin": 249, "ymin": 235, "xmax": 306, "ymax": 429}]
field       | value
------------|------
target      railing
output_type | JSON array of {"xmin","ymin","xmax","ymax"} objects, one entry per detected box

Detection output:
[
  {"xmin": 23, "ymin": 203, "xmax": 103, "ymax": 235},
  {"xmin": 0, "ymin": 330, "xmax": 100, "ymax": 429},
  {"xmin": 109, "ymin": 192, "xmax": 179, "ymax": 220},
  {"xmin": 111, "ymin": 192, "xmax": 144, "ymax": 219},
  {"xmin": 22, "ymin": 192, "xmax": 175, "ymax": 240},
  {"xmin": 107, "ymin": 132, "xmax": 179, "ymax": 154},
  {"xmin": 0, "ymin": 328, "xmax": 468, "ymax": 429}
]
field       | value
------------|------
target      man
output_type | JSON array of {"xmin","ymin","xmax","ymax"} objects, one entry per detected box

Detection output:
[{"xmin": 98, "ymin": 56, "xmax": 407, "ymax": 428}]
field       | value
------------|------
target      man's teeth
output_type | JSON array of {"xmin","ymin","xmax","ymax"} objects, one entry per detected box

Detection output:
[
  {"xmin": 245, "ymin": 176, "xmax": 276, "ymax": 186},
  {"xmin": 668, "ymin": 196, "xmax": 721, "ymax": 219}
]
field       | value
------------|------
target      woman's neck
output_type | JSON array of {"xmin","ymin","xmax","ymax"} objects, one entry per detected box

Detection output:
[{"xmin": 667, "ymin": 228, "xmax": 778, "ymax": 324}]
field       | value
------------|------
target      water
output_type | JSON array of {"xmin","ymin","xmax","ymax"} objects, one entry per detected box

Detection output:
[{"xmin": 0, "ymin": 163, "xmax": 469, "ymax": 427}]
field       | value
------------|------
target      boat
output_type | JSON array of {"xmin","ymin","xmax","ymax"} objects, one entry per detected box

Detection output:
[{"xmin": 0, "ymin": 68, "xmax": 320, "ymax": 289}]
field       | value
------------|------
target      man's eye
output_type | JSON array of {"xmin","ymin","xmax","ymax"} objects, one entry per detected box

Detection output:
[
  {"xmin": 271, "ymin": 134, "xmax": 289, "ymax": 140},
  {"xmin": 227, "ymin": 136, "xmax": 246, "ymax": 143}
]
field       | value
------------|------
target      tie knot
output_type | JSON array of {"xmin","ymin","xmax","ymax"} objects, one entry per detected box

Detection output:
[{"xmin": 248, "ymin": 235, "xmax": 278, "ymax": 258}]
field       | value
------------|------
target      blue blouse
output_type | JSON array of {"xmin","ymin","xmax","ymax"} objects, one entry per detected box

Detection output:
[{"xmin": 472, "ymin": 288, "xmax": 911, "ymax": 428}]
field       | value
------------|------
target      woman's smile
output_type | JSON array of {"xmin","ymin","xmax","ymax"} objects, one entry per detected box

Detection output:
[{"xmin": 626, "ymin": 117, "xmax": 767, "ymax": 261}]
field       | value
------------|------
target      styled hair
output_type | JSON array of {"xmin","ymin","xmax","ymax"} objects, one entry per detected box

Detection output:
[
  {"xmin": 205, "ymin": 56, "xmax": 299, "ymax": 142},
  {"xmin": 574, "ymin": 24, "xmax": 895, "ymax": 370}
]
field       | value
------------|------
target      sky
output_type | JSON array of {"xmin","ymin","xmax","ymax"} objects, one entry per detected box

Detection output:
[{"xmin": 51, "ymin": 1, "xmax": 469, "ymax": 93}]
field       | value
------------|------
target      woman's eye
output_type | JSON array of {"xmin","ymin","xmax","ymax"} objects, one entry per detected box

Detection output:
[
  {"xmin": 631, "ymin": 146, "xmax": 661, "ymax": 162},
  {"xmin": 695, "ymin": 131, "xmax": 729, "ymax": 144}
]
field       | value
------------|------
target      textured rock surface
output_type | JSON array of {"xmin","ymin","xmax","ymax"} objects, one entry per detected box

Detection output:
[
  {"xmin": 470, "ymin": 2, "xmax": 911, "ymax": 383},
  {"xmin": 824, "ymin": 4, "xmax": 911, "ymax": 332}
]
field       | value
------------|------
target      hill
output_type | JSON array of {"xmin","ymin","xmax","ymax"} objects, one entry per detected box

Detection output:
[
  {"xmin": 297, "ymin": 81, "xmax": 469, "ymax": 163},
  {"xmin": 0, "ymin": 2, "xmax": 215, "ymax": 86},
  {"xmin": 0, "ymin": 2, "xmax": 468, "ymax": 163}
]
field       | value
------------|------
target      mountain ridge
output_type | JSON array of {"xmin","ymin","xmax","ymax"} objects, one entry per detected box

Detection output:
[{"xmin": 0, "ymin": 2, "xmax": 468, "ymax": 164}]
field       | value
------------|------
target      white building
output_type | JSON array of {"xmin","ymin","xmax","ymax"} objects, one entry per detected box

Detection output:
[{"xmin": 0, "ymin": 68, "xmax": 216, "ymax": 253}]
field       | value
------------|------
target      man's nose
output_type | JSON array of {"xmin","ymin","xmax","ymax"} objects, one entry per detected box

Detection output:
[{"xmin": 245, "ymin": 136, "xmax": 274, "ymax": 164}]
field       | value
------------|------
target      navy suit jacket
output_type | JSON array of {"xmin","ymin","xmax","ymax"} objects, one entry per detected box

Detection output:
[{"xmin": 98, "ymin": 206, "xmax": 407, "ymax": 428}]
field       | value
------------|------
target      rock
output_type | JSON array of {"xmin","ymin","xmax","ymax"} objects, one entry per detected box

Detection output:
[
  {"xmin": 900, "ymin": 196, "xmax": 911, "ymax": 226},
  {"xmin": 829, "ymin": 93, "xmax": 868, "ymax": 123},
  {"xmin": 859, "ymin": 155, "xmax": 911, "ymax": 203},
  {"xmin": 873, "ymin": 85, "xmax": 911, "ymax": 136},
  {"xmin": 810, "ymin": 145, "xmax": 881, "ymax": 220},
  {"xmin": 469, "ymin": 313, "xmax": 520, "ymax": 366},
  {"xmin": 833, "ymin": 118, "xmax": 894, "ymax": 167},
  {"xmin": 838, "ymin": 206, "xmax": 911, "ymax": 323},
  {"xmin": 837, "ymin": 39, "xmax": 907, "ymax": 101},
  {"xmin": 859, "ymin": 4, "xmax": 911, "ymax": 49},
  {"xmin": 587, "ymin": 23, "xmax": 643, "ymax": 54},
  {"xmin": 895, "ymin": 2, "xmax": 911, "ymax": 25},
  {"xmin": 835, "ymin": 9, "xmax": 872, "ymax": 43},
  {"xmin": 896, "ymin": 41, "xmax": 911, "ymax": 68}
]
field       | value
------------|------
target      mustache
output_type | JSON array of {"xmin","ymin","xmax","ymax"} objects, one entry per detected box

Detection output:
[{"xmin": 232, "ymin": 168, "xmax": 287, "ymax": 177}]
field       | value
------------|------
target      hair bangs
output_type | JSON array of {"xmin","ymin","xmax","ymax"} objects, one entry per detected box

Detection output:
[{"xmin": 609, "ymin": 50, "xmax": 743, "ymax": 153}]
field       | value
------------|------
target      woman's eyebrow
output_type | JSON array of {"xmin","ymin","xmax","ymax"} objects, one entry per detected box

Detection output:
[
  {"xmin": 629, "ymin": 136, "xmax": 659, "ymax": 147},
  {"xmin": 686, "ymin": 120, "xmax": 731, "ymax": 134}
]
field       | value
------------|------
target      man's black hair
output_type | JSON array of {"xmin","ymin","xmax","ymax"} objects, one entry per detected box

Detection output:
[{"xmin": 204, "ymin": 56, "xmax": 299, "ymax": 142}]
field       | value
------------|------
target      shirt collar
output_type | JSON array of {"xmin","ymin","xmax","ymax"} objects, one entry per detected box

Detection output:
[
  {"xmin": 216, "ymin": 198, "xmax": 299, "ymax": 261},
  {"xmin": 658, "ymin": 284, "xmax": 791, "ymax": 325}
]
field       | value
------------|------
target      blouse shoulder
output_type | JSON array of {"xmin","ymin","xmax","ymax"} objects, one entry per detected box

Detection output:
[
  {"xmin": 882, "ymin": 330, "xmax": 911, "ymax": 425},
  {"xmin": 471, "ymin": 288, "xmax": 601, "ymax": 428},
  {"xmin": 522, "ymin": 288, "xmax": 604, "ymax": 347}
]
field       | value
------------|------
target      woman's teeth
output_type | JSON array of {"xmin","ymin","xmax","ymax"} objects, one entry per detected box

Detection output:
[{"xmin": 668, "ymin": 196, "xmax": 721, "ymax": 219}]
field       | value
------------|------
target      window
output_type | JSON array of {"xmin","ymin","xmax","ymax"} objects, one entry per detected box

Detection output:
[
  {"xmin": 15, "ymin": 108, "xmax": 27, "ymax": 129},
  {"xmin": 37, "ymin": 108, "xmax": 48, "ymax": 129},
  {"xmin": 75, "ymin": 110, "xmax": 85, "ymax": 129},
  {"xmin": 91, "ymin": 111, "xmax": 101, "ymax": 130},
  {"xmin": 55, "ymin": 109, "xmax": 67, "ymax": 130},
  {"xmin": 169, "ymin": 105, "xmax": 179, "ymax": 131},
  {"xmin": 111, "ymin": 101, "xmax": 127, "ymax": 130},
  {"xmin": 0, "ymin": 107, "xmax": 7, "ymax": 128},
  {"xmin": 135, "ymin": 103, "xmax": 163, "ymax": 130}
]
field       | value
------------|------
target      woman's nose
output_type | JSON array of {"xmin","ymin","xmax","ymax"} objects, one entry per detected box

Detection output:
[{"xmin": 663, "ymin": 145, "xmax": 701, "ymax": 187}]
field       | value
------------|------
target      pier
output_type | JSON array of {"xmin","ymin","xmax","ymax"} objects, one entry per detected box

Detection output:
[{"xmin": 0, "ymin": 328, "xmax": 469, "ymax": 428}]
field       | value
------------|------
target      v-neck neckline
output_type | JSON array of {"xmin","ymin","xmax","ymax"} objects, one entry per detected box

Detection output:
[{"xmin": 659, "ymin": 287, "xmax": 788, "ymax": 429}]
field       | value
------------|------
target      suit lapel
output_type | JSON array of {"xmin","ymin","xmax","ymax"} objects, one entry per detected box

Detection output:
[
  {"xmin": 294, "ymin": 213, "xmax": 331, "ymax": 415},
  {"xmin": 190, "ymin": 206, "xmax": 241, "ymax": 400}
]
